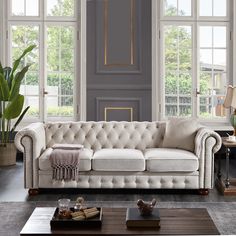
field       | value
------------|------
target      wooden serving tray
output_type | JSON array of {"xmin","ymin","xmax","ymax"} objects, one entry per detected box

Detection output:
[{"xmin": 50, "ymin": 207, "xmax": 102, "ymax": 229}]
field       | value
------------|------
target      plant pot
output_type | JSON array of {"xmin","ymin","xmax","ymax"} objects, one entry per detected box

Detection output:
[{"xmin": 0, "ymin": 143, "xmax": 16, "ymax": 166}]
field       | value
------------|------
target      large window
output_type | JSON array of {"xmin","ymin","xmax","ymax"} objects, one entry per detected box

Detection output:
[
  {"xmin": 160, "ymin": 0, "xmax": 230, "ymax": 121},
  {"xmin": 7, "ymin": 0, "xmax": 78, "ymax": 121}
]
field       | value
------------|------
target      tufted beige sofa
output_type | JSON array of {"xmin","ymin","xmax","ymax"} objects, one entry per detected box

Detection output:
[{"xmin": 14, "ymin": 121, "xmax": 221, "ymax": 194}]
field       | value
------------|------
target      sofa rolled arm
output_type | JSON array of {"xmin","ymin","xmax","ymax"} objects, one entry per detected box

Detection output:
[
  {"xmin": 194, "ymin": 127, "xmax": 222, "ymax": 157},
  {"xmin": 194, "ymin": 127, "xmax": 222, "ymax": 189},
  {"xmin": 15, "ymin": 122, "xmax": 46, "ymax": 156},
  {"xmin": 14, "ymin": 122, "xmax": 46, "ymax": 189}
]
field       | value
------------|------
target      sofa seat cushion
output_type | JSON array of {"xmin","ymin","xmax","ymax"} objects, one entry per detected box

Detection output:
[
  {"xmin": 39, "ymin": 148, "xmax": 93, "ymax": 171},
  {"xmin": 92, "ymin": 149, "xmax": 145, "ymax": 171},
  {"xmin": 144, "ymin": 148, "xmax": 199, "ymax": 172}
]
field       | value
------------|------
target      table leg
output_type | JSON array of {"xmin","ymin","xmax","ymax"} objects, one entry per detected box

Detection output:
[
  {"xmin": 225, "ymin": 147, "xmax": 230, "ymax": 188},
  {"xmin": 217, "ymin": 154, "xmax": 222, "ymax": 179}
]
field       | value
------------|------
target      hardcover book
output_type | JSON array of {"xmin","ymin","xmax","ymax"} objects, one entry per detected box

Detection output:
[{"xmin": 126, "ymin": 208, "xmax": 160, "ymax": 228}]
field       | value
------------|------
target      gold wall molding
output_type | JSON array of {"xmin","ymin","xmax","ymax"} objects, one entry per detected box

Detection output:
[
  {"xmin": 104, "ymin": 0, "xmax": 135, "ymax": 67},
  {"xmin": 104, "ymin": 107, "xmax": 133, "ymax": 121}
]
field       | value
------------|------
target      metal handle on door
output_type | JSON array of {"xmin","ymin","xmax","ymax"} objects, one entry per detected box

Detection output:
[
  {"xmin": 196, "ymin": 89, "xmax": 200, "ymax": 96},
  {"xmin": 43, "ymin": 89, "xmax": 48, "ymax": 95}
]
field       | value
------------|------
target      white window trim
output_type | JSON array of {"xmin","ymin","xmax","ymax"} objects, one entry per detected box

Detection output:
[
  {"xmin": 79, "ymin": 0, "xmax": 86, "ymax": 121},
  {"xmin": 151, "ymin": 0, "xmax": 160, "ymax": 121}
]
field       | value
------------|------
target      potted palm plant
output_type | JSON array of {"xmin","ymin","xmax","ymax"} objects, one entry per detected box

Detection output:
[{"xmin": 0, "ymin": 44, "xmax": 36, "ymax": 166}]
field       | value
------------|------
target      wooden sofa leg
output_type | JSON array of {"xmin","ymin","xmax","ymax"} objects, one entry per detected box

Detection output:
[
  {"xmin": 198, "ymin": 189, "xmax": 209, "ymax": 195},
  {"xmin": 28, "ymin": 189, "xmax": 39, "ymax": 196}
]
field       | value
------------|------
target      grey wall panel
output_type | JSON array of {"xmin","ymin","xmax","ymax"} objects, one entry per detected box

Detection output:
[
  {"xmin": 96, "ymin": 97, "xmax": 142, "ymax": 121},
  {"xmin": 87, "ymin": 89, "xmax": 151, "ymax": 121},
  {"xmin": 96, "ymin": 0, "xmax": 141, "ymax": 74},
  {"xmin": 87, "ymin": 0, "xmax": 151, "ymax": 121}
]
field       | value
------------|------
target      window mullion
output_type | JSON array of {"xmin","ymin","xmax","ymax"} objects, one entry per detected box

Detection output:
[
  {"xmin": 212, "ymin": 0, "xmax": 214, "ymax": 17},
  {"xmin": 177, "ymin": 28, "xmax": 180, "ymax": 116},
  {"xmin": 192, "ymin": 22, "xmax": 198, "ymax": 118}
]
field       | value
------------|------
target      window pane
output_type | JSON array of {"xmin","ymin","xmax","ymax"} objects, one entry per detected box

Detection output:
[
  {"xmin": 214, "ymin": 0, "xmax": 226, "ymax": 16},
  {"xmin": 47, "ymin": 49, "xmax": 60, "ymax": 71},
  {"xmin": 200, "ymin": 72, "xmax": 211, "ymax": 95},
  {"xmin": 11, "ymin": 0, "xmax": 39, "ymax": 16},
  {"xmin": 46, "ymin": 25, "xmax": 75, "ymax": 118},
  {"xmin": 179, "ymin": 73, "xmax": 191, "ymax": 94},
  {"xmin": 179, "ymin": 49, "xmax": 191, "ymax": 71},
  {"xmin": 213, "ymin": 49, "xmax": 226, "ymax": 67},
  {"xmin": 61, "ymin": 49, "xmax": 74, "ymax": 71},
  {"xmin": 11, "ymin": 25, "xmax": 40, "ymax": 118},
  {"xmin": 200, "ymin": 0, "xmax": 227, "ymax": 17},
  {"xmin": 213, "ymin": 27, "xmax": 226, "ymax": 48},
  {"xmin": 200, "ymin": 27, "xmax": 212, "ymax": 48},
  {"xmin": 47, "ymin": 0, "xmax": 75, "ymax": 17},
  {"xmin": 164, "ymin": 25, "xmax": 192, "ymax": 117},
  {"xmin": 24, "ymin": 96, "xmax": 39, "ymax": 117},
  {"xmin": 178, "ymin": 0, "xmax": 191, "ymax": 16},
  {"xmin": 26, "ymin": 0, "xmax": 39, "ymax": 16},
  {"xmin": 164, "ymin": 0, "xmax": 191, "ymax": 16},
  {"xmin": 164, "ymin": 0, "xmax": 177, "ymax": 16},
  {"xmin": 165, "ymin": 72, "xmax": 178, "ymax": 94},
  {"xmin": 11, "ymin": 0, "xmax": 24, "ymax": 16},
  {"xmin": 199, "ymin": 0, "xmax": 212, "ymax": 16},
  {"xmin": 200, "ymin": 49, "xmax": 212, "ymax": 66},
  {"xmin": 199, "ymin": 25, "xmax": 227, "ymax": 119}
]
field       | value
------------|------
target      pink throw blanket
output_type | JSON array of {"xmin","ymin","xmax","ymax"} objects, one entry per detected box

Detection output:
[{"xmin": 50, "ymin": 144, "xmax": 83, "ymax": 181}]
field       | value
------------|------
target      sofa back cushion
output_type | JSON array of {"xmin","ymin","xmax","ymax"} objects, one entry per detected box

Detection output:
[
  {"xmin": 45, "ymin": 121, "xmax": 165, "ymax": 151},
  {"xmin": 162, "ymin": 118, "xmax": 199, "ymax": 152}
]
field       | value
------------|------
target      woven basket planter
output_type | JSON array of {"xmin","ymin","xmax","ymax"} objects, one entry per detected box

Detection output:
[{"xmin": 0, "ymin": 143, "xmax": 16, "ymax": 166}]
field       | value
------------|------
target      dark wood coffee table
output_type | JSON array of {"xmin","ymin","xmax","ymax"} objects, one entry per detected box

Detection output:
[{"xmin": 20, "ymin": 207, "xmax": 219, "ymax": 235}]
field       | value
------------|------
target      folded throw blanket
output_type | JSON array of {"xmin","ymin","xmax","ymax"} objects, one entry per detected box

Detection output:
[
  {"xmin": 52, "ymin": 144, "xmax": 84, "ymax": 150},
  {"xmin": 50, "ymin": 144, "xmax": 83, "ymax": 181}
]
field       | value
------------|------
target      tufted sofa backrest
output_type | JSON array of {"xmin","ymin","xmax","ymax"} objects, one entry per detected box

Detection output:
[{"xmin": 45, "ymin": 121, "xmax": 166, "ymax": 151}]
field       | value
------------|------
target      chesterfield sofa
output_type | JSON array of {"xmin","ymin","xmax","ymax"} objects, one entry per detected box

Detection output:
[{"xmin": 14, "ymin": 119, "xmax": 221, "ymax": 195}]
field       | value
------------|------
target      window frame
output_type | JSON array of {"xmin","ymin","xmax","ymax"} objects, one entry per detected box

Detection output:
[
  {"xmin": 5, "ymin": 0, "xmax": 80, "ymax": 125},
  {"xmin": 8, "ymin": 21, "xmax": 42, "ymax": 123},
  {"xmin": 44, "ymin": 21, "xmax": 77, "ymax": 121},
  {"xmin": 160, "ymin": 21, "xmax": 195, "ymax": 120},
  {"xmin": 160, "ymin": 0, "xmax": 195, "ymax": 21},
  {"xmin": 196, "ymin": 22, "xmax": 230, "ymax": 122},
  {"xmin": 153, "ymin": 0, "xmax": 233, "ymax": 127}
]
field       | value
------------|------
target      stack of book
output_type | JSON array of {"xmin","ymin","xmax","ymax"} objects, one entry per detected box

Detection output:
[{"xmin": 126, "ymin": 208, "xmax": 160, "ymax": 228}]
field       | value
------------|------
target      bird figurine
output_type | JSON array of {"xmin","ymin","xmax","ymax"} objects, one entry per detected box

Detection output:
[{"xmin": 137, "ymin": 198, "xmax": 157, "ymax": 216}]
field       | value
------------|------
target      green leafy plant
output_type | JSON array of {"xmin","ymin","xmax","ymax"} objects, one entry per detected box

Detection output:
[{"xmin": 0, "ymin": 44, "xmax": 36, "ymax": 145}]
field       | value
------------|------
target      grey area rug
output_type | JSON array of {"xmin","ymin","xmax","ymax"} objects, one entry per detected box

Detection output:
[{"xmin": 0, "ymin": 201, "xmax": 235, "ymax": 236}]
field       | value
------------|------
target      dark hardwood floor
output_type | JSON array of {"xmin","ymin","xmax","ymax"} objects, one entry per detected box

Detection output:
[{"xmin": 0, "ymin": 156, "xmax": 236, "ymax": 202}]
